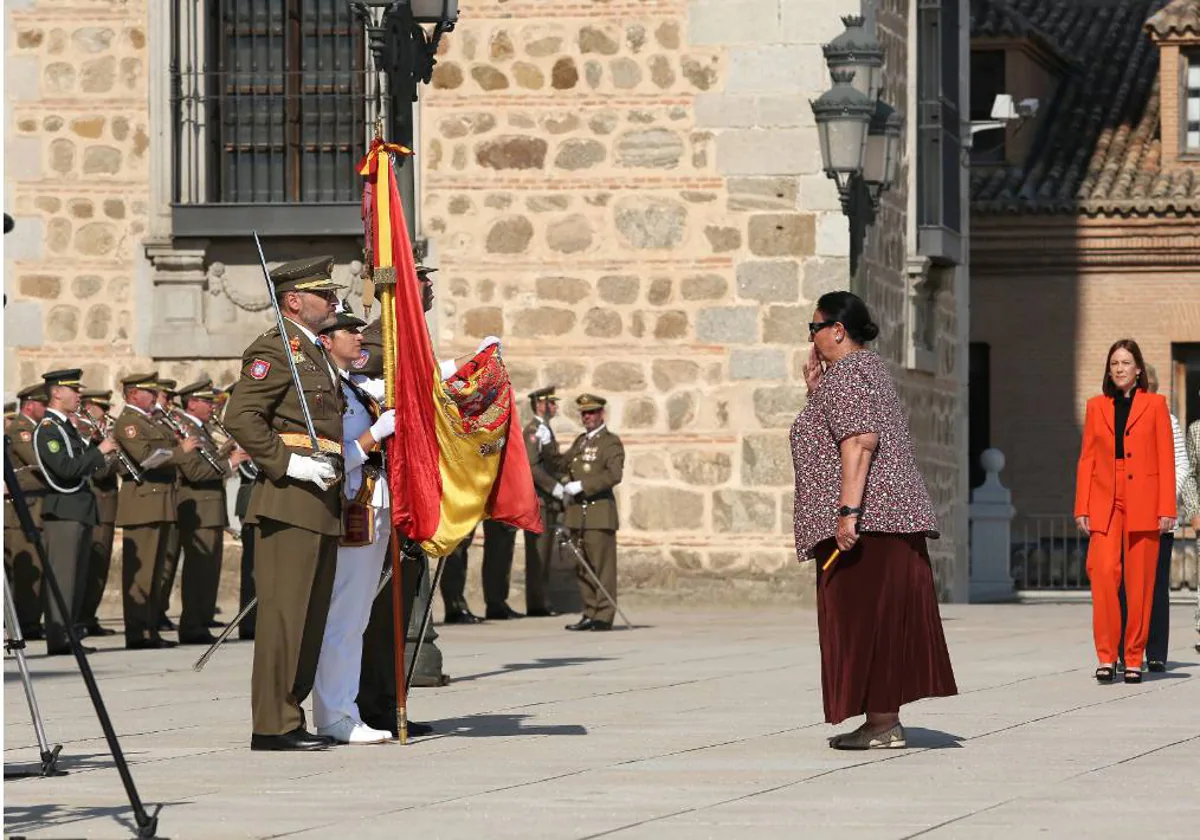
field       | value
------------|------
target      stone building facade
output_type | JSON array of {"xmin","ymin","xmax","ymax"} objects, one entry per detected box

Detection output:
[
  {"xmin": 970, "ymin": 0, "xmax": 1200, "ymax": 520},
  {"xmin": 5, "ymin": 0, "xmax": 971, "ymax": 600}
]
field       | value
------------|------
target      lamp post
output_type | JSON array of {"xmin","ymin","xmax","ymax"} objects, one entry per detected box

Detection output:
[
  {"xmin": 810, "ymin": 15, "xmax": 903, "ymax": 285},
  {"xmin": 349, "ymin": 0, "xmax": 459, "ymax": 692}
]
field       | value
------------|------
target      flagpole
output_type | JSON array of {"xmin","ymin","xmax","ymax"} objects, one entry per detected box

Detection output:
[{"xmin": 368, "ymin": 118, "xmax": 410, "ymax": 746}]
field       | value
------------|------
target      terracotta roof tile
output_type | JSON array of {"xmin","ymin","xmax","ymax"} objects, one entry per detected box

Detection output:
[
  {"xmin": 1145, "ymin": 0, "xmax": 1200, "ymax": 37},
  {"xmin": 969, "ymin": 0, "xmax": 1200, "ymax": 217}
]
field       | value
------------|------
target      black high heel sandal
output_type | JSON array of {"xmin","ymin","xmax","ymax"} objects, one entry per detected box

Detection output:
[
  {"xmin": 1124, "ymin": 668, "xmax": 1143, "ymax": 684},
  {"xmin": 1095, "ymin": 665, "xmax": 1115, "ymax": 683}
]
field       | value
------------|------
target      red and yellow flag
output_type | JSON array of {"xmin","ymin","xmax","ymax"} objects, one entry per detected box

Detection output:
[{"xmin": 359, "ymin": 139, "xmax": 541, "ymax": 557}]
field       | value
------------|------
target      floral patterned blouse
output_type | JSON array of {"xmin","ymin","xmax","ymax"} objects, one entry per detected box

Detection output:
[{"xmin": 790, "ymin": 349, "xmax": 939, "ymax": 560}]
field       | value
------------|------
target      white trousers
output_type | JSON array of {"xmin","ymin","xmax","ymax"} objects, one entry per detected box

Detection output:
[{"xmin": 312, "ymin": 505, "xmax": 390, "ymax": 729}]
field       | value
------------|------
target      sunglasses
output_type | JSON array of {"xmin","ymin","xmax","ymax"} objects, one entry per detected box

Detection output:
[
  {"xmin": 299, "ymin": 289, "xmax": 338, "ymax": 302},
  {"xmin": 808, "ymin": 320, "xmax": 836, "ymax": 337}
]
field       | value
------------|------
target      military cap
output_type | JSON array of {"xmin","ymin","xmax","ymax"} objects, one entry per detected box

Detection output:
[
  {"xmin": 17, "ymin": 383, "xmax": 48, "ymax": 403},
  {"xmin": 42, "ymin": 368, "xmax": 84, "ymax": 389},
  {"xmin": 576, "ymin": 393, "xmax": 607, "ymax": 412},
  {"xmin": 156, "ymin": 377, "xmax": 178, "ymax": 395},
  {"xmin": 319, "ymin": 299, "xmax": 367, "ymax": 336},
  {"xmin": 81, "ymin": 388, "xmax": 112, "ymax": 408},
  {"xmin": 415, "ymin": 265, "xmax": 438, "ymax": 279},
  {"xmin": 528, "ymin": 386, "xmax": 560, "ymax": 403},
  {"xmin": 120, "ymin": 371, "xmax": 160, "ymax": 390},
  {"xmin": 5, "ymin": 400, "xmax": 17, "ymax": 414},
  {"xmin": 269, "ymin": 255, "xmax": 346, "ymax": 294},
  {"xmin": 178, "ymin": 379, "xmax": 217, "ymax": 401}
]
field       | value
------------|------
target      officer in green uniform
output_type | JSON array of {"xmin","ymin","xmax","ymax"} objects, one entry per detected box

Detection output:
[
  {"xmin": 223, "ymin": 255, "xmax": 347, "ymax": 751},
  {"xmin": 78, "ymin": 389, "xmax": 120, "ymax": 637},
  {"xmin": 174, "ymin": 380, "xmax": 239, "ymax": 645},
  {"xmin": 114, "ymin": 371, "xmax": 199, "ymax": 649},
  {"xmin": 560, "ymin": 394, "xmax": 625, "ymax": 632},
  {"xmin": 32, "ymin": 369, "xmax": 116, "ymax": 655},
  {"xmin": 523, "ymin": 386, "xmax": 563, "ymax": 616},
  {"xmin": 4, "ymin": 384, "xmax": 50, "ymax": 639}
]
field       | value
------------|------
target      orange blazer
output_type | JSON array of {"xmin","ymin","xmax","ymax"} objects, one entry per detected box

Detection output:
[{"xmin": 1074, "ymin": 391, "xmax": 1177, "ymax": 534}]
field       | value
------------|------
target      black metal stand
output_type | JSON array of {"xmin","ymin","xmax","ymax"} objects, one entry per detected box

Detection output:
[
  {"xmin": 2, "ymin": 436, "xmax": 160, "ymax": 837},
  {"xmin": 3, "ymin": 569, "xmax": 65, "ymax": 779}
]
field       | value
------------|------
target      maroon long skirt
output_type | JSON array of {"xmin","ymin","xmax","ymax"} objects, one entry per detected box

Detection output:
[{"xmin": 815, "ymin": 533, "xmax": 957, "ymax": 725}]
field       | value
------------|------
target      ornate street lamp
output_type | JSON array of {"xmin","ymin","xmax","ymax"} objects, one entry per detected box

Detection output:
[
  {"xmin": 810, "ymin": 70, "xmax": 875, "ymax": 211},
  {"xmin": 863, "ymin": 99, "xmax": 903, "ymax": 202},
  {"xmin": 821, "ymin": 15, "xmax": 884, "ymax": 103}
]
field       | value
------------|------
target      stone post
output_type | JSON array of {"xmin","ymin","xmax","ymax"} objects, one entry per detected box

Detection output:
[{"xmin": 969, "ymin": 448, "xmax": 1016, "ymax": 603}]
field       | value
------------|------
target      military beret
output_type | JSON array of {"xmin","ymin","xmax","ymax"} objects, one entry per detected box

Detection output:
[
  {"xmin": 120, "ymin": 371, "xmax": 160, "ymax": 390},
  {"xmin": 17, "ymin": 383, "xmax": 48, "ymax": 402},
  {"xmin": 576, "ymin": 393, "xmax": 606, "ymax": 412},
  {"xmin": 42, "ymin": 368, "xmax": 84, "ymax": 389},
  {"xmin": 178, "ymin": 379, "xmax": 217, "ymax": 401},
  {"xmin": 528, "ymin": 386, "xmax": 560, "ymax": 402},
  {"xmin": 269, "ymin": 255, "xmax": 346, "ymax": 294}
]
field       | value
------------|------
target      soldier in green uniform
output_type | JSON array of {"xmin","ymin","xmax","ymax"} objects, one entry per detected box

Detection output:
[
  {"xmin": 153, "ymin": 377, "xmax": 183, "ymax": 632},
  {"xmin": 223, "ymin": 255, "xmax": 346, "ymax": 752},
  {"xmin": 559, "ymin": 394, "xmax": 625, "ymax": 632},
  {"xmin": 114, "ymin": 371, "xmax": 199, "ymax": 649},
  {"xmin": 4, "ymin": 384, "xmax": 50, "ymax": 640},
  {"xmin": 77, "ymin": 389, "xmax": 120, "ymax": 637},
  {"xmin": 32, "ymin": 369, "xmax": 117, "ymax": 655},
  {"xmin": 523, "ymin": 386, "xmax": 563, "ymax": 616},
  {"xmin": 175, "ymin": 380, "xmax": 243, "ymax": 645},
  {"xmin": 215, "ymin": 383, "xmax": 260, "ymax": 641}
]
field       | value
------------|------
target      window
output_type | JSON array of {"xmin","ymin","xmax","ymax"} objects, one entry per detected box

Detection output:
[
  {"xmin": 1185, "ymin": 52, "xmax": 1200, "ymax": 153},
  {"xmin": 916, "ymin": 0, "xmax": 964, "ymax": 259},
  {"xmin": 170, "ymin": 0, "xmax": 368, "ymax": 231},
  {"xmin": 970, "ymin": 50, "xmax": 1006, "ymax": 164}
]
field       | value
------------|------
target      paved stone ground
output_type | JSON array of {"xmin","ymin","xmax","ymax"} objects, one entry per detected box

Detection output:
[{"xmin": 4, "ymin": 602, "xmax": 1200, "ymax": 839}]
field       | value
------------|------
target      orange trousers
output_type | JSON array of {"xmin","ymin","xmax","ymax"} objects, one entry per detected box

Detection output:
[{"xmin": 1086, "ymin": 460, "xmax": 1161, "ymax": 669}]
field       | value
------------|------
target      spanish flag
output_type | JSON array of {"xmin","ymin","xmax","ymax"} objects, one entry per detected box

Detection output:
[{"xmin": 359, "ymin": 139, "xmax": 541, "ymax": 557}]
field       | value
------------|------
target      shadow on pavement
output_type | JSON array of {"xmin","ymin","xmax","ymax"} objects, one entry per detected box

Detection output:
[
  {"xmin": 3, "ymin": 800, "xmax": 182, "ymax": 837},
  {"xmin": 904, "ymin": 728, "xmax": 965, "ymax": 749},
  {"xmin": 451, "ymin": 656, "xmax": 612, "ymax": 684},
  {"xmin": 430, "ymin": 713, "xmax": 587, "ymax": 738}
]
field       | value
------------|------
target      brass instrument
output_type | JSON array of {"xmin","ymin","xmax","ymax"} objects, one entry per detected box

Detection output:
[
  {"xmin": 76, "ymin": 410, "xmax": 144, "ymax": 484},
  {"xmin": 212, "ymin": 411, "xmax": 259, "ymax": 482},
  {"xmin": 154, "ymin": 406, "xmax": 226, "ymax": 476}
]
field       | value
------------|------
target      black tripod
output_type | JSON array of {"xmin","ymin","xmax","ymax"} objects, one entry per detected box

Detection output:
[
  {"xmin": 3, "ymin": 435, "xmax": 160, "ymax": 837},
  {"xmin": 3, "ymin": 567, "xmax": 64, "ymax": 778}
]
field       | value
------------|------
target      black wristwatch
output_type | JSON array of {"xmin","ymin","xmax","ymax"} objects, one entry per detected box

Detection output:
[{"xmin": 838, "ymin": 505, "xmax": 863, "ymax": 518}]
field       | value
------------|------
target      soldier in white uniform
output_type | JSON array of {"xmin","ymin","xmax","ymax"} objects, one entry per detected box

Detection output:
[{"xmin": 311, "ymin": 305, "xmax": 398, "ymax": 744}]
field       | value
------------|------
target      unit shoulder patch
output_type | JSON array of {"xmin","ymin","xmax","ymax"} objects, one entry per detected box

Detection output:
[
  {"xmin": 123, "ymin": 424, "xmax": 138, "ymax": 439},
  {"xmin": 247, "ymin": 359, "xmax": 272, "ymax": 380},
  {"xmin": 47, "ymin": 439, "xmax": 62, "ymax": 454},
  {"xmin": 351, "ymin": 349, "xmax": 370, "ymax": 370},
  {"xmin": 18, "ymin": 430, "xmax": 31, "ymax": 442}
]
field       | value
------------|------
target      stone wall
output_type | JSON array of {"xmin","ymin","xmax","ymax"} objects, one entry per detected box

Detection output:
[
  {"xmin": 419, "ymin": 0, "xmax": 859, "ymax": 586},
  {"xmin": 5, "ymin": 0, "xmax": 151, "ymax": 394}
]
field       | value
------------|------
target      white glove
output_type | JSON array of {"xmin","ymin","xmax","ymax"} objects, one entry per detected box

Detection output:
[
  {"xmin": 477, "ymin": 335, "xmax": 502, "ymax": 356},
  {"xmin": 286, "ymin": 453, "xmax": 337, "ymax": 491},
  {"xmin": 359, "ymin": 377, "xmax": 386, "ymax": 401},
  {"xmin": 552, "ymin": 483, "xmax": 565, "ymax": 501},
  {"xmin": 534, "ymin": 424, "xmax": 553, "ymax": 446},
  {"xmin": 438, "ymin": 358, "xmax": 459, "ymax": 380},
  {"xmin": 564, "ymin": 480, "xmax": 583, "ymax": 497},
  {"xmin": 369, "ymin": 409, "xmax": 396, "ymax": 443}
]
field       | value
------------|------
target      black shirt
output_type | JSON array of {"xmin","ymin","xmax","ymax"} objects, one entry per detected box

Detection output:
[{"xmin": 1113, "ymin": 391, "xmax": 1134, "ymax": 459}]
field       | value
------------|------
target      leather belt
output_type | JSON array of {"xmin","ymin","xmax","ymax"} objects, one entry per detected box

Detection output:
[{"xmin": 278, "ymin": 433, "xmax": 343, "ymax": 456}]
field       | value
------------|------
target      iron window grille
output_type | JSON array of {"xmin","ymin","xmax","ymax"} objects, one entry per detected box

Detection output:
[{"xmin": 170, "ymin": 0, "xmax": 370, "ymax": 236}]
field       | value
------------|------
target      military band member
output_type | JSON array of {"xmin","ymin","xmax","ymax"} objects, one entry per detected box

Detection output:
[
  {"xmin": 4, "ymin": 400, "xmax": 16, "ymax": 435},
  {"xmin": 78, "ymin": 389, "xmax": 119, "ymax": 637},
  {"xmin": 223, "ymin": 255, "xmax": 346, "ymax": 752},
  {"xmin": 153, "ymin": 376, "xmax": 183, "ymax": 631},
  {"xmin": 523, "ymin": 386, "xmax": 563, "ymax": 616},
  {"xmin": 4, "ymin": 384, "xmax": 50, "ymax": 640},
  {"xmin": 114, "ymin": 371, "xmax": 199, "ymax": 649},
  {"xmin": 174, "ymin": 380, "xmax": 243, "ymax": 645},
  {"xmin": 559, "ymin": 394, "xmax": 625, "ymax": 632},
  {"xmin": 33, "ymin": 370, "xmax": 117, "ymax": 655}
]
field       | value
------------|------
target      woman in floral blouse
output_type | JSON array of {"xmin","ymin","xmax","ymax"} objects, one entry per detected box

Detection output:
[{"xmin": 791, "ymin": 291, "xmax": 957, "ymax": 749}]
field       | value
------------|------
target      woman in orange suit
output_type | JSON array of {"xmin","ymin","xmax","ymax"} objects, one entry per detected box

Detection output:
[{"xmin": 1075, "ymin": 339, "xmax": 1177, "ymax": 684}]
